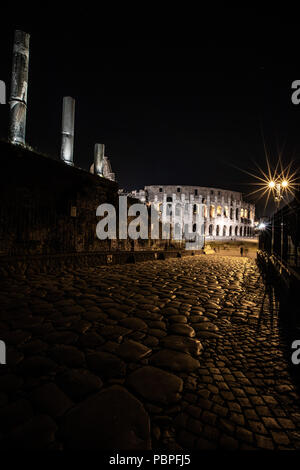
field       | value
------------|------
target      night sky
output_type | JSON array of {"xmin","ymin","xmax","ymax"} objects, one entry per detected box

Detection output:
[{"xmin": 0, "ymin": 14, "xmax": 299, "ymax": 217}]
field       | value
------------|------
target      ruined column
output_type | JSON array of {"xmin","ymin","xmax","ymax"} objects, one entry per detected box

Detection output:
[
  {"xmin": 61, "ymin": 96, "xmax": 75, "ymax": 165},
  {"xmin": 94, "ymin": 143, "xmax": 105, "ymax": 176},
  {"xmin": 9, "ymin": 30, "xmax": 30, "ymax": 145}
]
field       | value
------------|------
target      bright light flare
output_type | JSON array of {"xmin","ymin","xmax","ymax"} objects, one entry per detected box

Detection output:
[{"xmin": 227, "ymin": 129, "xmax": 299, "ymax": 212}]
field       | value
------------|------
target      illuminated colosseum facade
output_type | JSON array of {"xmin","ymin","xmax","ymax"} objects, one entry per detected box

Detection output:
[{"xmin": 129, "ymin": 185, "xmax": 255, "ymax": 239}]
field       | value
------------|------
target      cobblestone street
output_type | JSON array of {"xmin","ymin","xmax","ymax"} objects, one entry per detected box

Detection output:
[{"xmin": 0, "ymin": 255, "xmax": 300, "ymax": 450}]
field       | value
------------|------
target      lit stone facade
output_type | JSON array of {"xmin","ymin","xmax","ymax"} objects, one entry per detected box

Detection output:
[{"xmin": 129, "ymin": 185, "xmax": 255, "ymax": 239}]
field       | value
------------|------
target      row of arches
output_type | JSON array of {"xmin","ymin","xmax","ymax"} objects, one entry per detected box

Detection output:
[
  {"xmin": 208, "ymin": 225, "xmax": 252, "ymax": 237},
  {"xmin": 172, "ymin": 223, "xmax": 253, "ymax": 238},
  {"xmin": 160, "ymin": 203, "xmax": 253, "ymax": 222}
]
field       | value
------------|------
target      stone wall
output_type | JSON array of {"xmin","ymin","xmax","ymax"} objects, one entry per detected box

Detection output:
[
  {"xmin": 0, "ymin": 142, "xmax": 179, "ymax": 258},
  {"xmin": 0, "ymin": 141, "xmax": 119, "ymax": 256}
]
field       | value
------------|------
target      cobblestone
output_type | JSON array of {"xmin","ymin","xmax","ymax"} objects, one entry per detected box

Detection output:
[{"xmin": 0, "ymin": 255, "xmax": 299, "ymax": 449}]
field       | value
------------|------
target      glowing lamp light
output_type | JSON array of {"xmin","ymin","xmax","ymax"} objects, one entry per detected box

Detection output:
[
  {"xmin": 281, "ymin": 180, "xmax": 288, "ymax": 188},
  {"xmin": 258, "ymin": 223, "xmax": 266, "ymax": 230},
  {"xmin": 268, "ymin": 181, "xmax": 276, "ymax": 189}
]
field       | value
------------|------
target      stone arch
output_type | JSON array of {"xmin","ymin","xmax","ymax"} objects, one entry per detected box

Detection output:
[
  {"xmin": 166, "ymin": 203, "xmax": 172, "ymax": 216},
  {"xmin": 244, "ymin": 226, "xmax": 247, "ymax": 237},
  {"xmin": 210, "ymin": 205, "xmax": 215, "ymax": 218},
  {"xmin": 175, "ymin": 204, "xmax": 181, "ymax": 216},
  {"xmin": 217, "ymin": 205, "xmax": 222, "ymax": 216},
  {"xmin": 223, "ymin": 226, "xmax": 227, "ymax": 237},
  {"xmin": 174, "ymin": 223, "xmax": 182, "ymax": 239},
  {"xmin": 209, "ymin": 224, "xmax": 213, "ymax": 236},
  {"xmin": 236, "ymin": 208, "xmax": 239, "ymax": 220},
  {"xmin": 240, "ymin": 226, "xmax": 243, "ymax": 236},
  {"xmin": 235, "ymin": 226, "xmax": 238, "ymax": 236},
  {"xmin": 229, "ymin": 226, "xmax": 232, "ymax": 236},
  {"xmin": 216, "ymin": 225, "xmax": 220, "ymax": 236}
]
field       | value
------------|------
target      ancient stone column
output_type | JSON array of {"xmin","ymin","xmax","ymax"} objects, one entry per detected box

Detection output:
[
  {"xmin": 9, "ymin": 30, "xmax": 30, "ymax": 145},
  {"xmin": 94, "ymin": 143, "xmax": 105, "ymax": 176},
  {"xmin": 61, "ymin": 96, "xmax": 75, "ymax": 165}
]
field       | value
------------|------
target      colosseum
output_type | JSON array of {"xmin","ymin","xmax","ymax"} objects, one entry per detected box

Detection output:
[{"xmin": 129, "ymin": 185, "xmax": 255, "ymax": 240}]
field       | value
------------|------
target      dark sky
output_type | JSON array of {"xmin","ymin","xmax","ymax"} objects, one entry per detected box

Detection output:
[{"xmin": 0, "ymin": 14, "xmax": 299, "ymax": 217}]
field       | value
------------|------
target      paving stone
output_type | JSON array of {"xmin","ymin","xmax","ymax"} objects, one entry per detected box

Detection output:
[
  {"xmin": 5, "ymin": 415, "xmax": 58, "ymax": 450},
  {"xmin": 148, "ymin": 328, "xmax": 167, "ymax": 338},
  {"xmin": 262, "ymin": 417, "xmax": 281, "ymax": 430},
  {"xmin": 144, "ymin": 336, "xmax": 160, "ymax": 347},
  {"xmin": 248, "ymin": 420, "xmax": 268, "ymax": 435},
  {"xmin": 0, "ymin": 399, "xmax": 33, "ymax": 431},
  {"xmin": 119, "ymin": 317, "xmax": 148, "ymax": 331},
  {"xmin": 203, "ymin": 424, "xmax": 220, "ymax": 441},
  {"xmin": 277, "ymin": 418, "xmax": 295, "ymax": 429},
  {"xmin": 236, "ymin": 426, "xmax": 254, "ymax": 443},
  {"xmin": 230, "ymin": 412, "xmax": 245, "ymax": 426},
  {"xmin": 21, "ymin": 339, "xmax": 49, "ymax": 354},
  {"xmin": 212, "ymin": 403, "xmax": 228, "ymax": 417},
  {"xmin": 168, "ymin": 315, "xmax": 188, "ymax": 323},
  {"xmin": 196, "ymin": 437, "xmax": 217, "ymax": 450},
  {"xmin": 78, "ymin": 331, "xmax": 105, "ymax": 348},
  {"xmin": 49, "ymin": 345, "xmax": 85, "ymax": 367},
  {"xmin": 0, "ymin": 374, "xmax": 23, "ymax": 393},
  {"xmin": 201, "ymin": 410, "xmax": 217, "ymax": 425},
  {"xmin": 100, "ymin": 325, "xmax": 132, "ymax": 338},
  {"xmin": 60, "ymin": 385, "xmax": 151, "ymax": 450},
  {"xmin": 0, "ymin": 393, "xmax": 8, "ymax": 408},
  {"xmin": 29, "ymin": 383, "xmax": 73, "ymax": 417},
  {"xmin": 193, "ymin": 322, "xmax": 219, "ymax": 332},
  {"xmin": 45, "ymin": 331, "xmax": 79, "ymax": 345},
  {"xmin": 56, "ymin": 369, "xmax": 103, "ymax": 399},
  {"xmin": 256, "ymin": 434, "xmax": 275, "ymax": 450},
  {"xmin": 150, "ymin": 349, "xmax": 200, "ymax": 372},
  {"xmin": 17, "ymin": 356, "xmax": 58, "ymax": 377},
  {"xmin": 271, "ymin": 431, "xmax": 290, "ymax": 446},
  {"xmin": 178, "ymin": 429, "xmax": 196, "ymax": 448},
  {"xmin": 86, "ymin": 351, "xmax": 126, "ymax": 378},
  {"xmin": 127, "ymin": 366, "xmax": 183, "ymax": 404},
  {"xmin": 161, "ymin": 335, "xmax": 203, "ymax": 356},
  {"xmin": 170, "ymin": 324, "xmax": 195, "ymax": 337},
  {"xmin": 187, "ymin": 417, "xmax": 203, "ymax": 435},
  {"xmin": 116, "ymin": 340, "xmax": 152, "ymax": 361},
  {"xmin": 220, "ymin": 434, "xmax": 239, "ymax": 450}
]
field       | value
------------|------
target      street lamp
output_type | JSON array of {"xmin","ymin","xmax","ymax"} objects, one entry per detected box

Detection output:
[
  {"xmin": 269, "ymin": 179, "xmax": 289, "ymax": 209},
  {"xmin": 268, "ymin": 179, "xmax": 289, "ymax": 262}
]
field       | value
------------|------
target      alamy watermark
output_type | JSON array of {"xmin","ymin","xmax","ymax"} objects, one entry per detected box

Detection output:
[
  {"xmin": 0, "ymin": 340, "xmax": 6, "ymax": 364},
  {"xmin": 96, "ymin": 196, "xmax": 205, "ymax": 250},
  {"xmin": 0, "ymin": 80, "xmax": 6, "ymax": 104},
  {"xmin": 291, "ymin": 340, "xmax": 300, "ymax": 365},
  {"xmin": 291, "ymin": 80, "xmax": 300, "ymax": 105}
]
